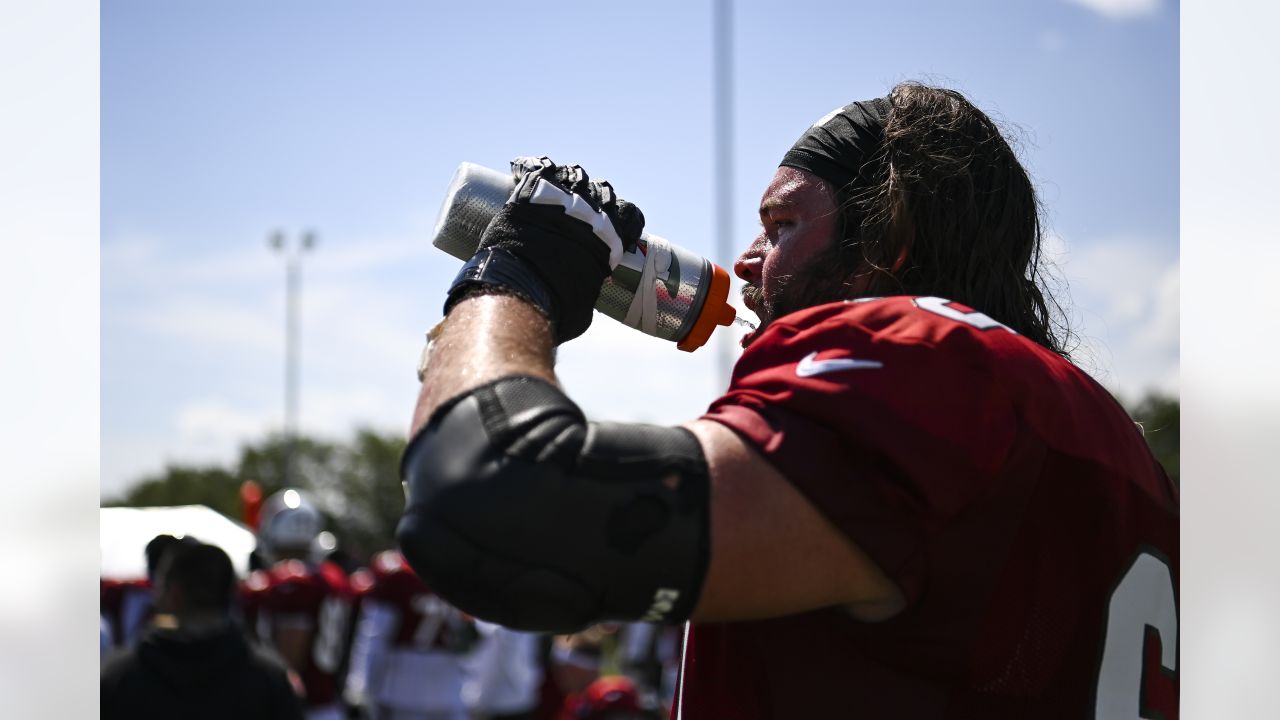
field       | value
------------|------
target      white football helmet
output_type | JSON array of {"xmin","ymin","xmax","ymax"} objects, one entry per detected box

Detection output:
[{"xmin": 258, "ymin": 488, "xmax": 323, "ymax": 559}]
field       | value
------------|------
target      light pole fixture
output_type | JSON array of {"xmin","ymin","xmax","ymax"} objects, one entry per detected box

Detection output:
[{"xmin": 268, "ymin": 229, "xmax": 317, "ymax": 487}]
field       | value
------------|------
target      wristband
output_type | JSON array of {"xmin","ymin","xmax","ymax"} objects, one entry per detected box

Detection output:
[{"xmin": 443, "ymin": 247, "xmax": 556, "ymax": 321}]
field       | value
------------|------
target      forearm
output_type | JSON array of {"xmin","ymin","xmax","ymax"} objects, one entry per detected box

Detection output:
[
  {"xmin": 409, "ymin": 293, "xmax": 557, "ymax": 437},
  {"xmin": 397, "ymin": 161, "xmax": 710, "ymax": 632}
]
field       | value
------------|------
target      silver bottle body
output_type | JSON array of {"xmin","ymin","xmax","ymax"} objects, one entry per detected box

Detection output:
[{"xmin": 430, "ymin": 163, "xmax": 716, "ymax": 344}]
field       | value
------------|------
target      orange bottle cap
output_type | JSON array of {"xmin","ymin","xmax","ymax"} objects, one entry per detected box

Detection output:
[{"xmin": 677, "ymin": 262, "xmax": 736, "ymax": 352}]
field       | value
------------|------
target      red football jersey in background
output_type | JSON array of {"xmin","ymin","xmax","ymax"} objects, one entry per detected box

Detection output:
[
  {"xmin": 100, "ymin": 578, "xmax": 153, "ymax": 650},
  {"xmin": 261, "ymin": 559, "xmax": 354, "ymax": 708},
  {"xmin": 344, "ymin": 550, "xmax": 475, "ymax": 714},
  {"xmin": 239, "ymin": 568, "xmax": 273, "ymax": 642},
  {"xmin": 363, "ymin": 550, "xmax": 465, "ymax": 651},
  {"xmin": 678, "ymin": 297, "xmax": 1178, "ymax": 719}
]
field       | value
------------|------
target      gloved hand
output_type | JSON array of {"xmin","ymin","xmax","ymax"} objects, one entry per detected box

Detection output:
[{"xmin": 444, "ymin": 156, "xmax": 645, "ymax": 343}]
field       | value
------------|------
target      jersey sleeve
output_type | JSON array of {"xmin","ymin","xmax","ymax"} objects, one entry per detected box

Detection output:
[
  {"xmin": 368, "ymin": 551, "xmax": 431, "ymax": 647},
  {"xmin": 367, "ymin": 552, "xmax": 416, "ymax": 605},
  {"xmin": 702, "ymin": 298, "xmax": 1019, "ymax": 601}
]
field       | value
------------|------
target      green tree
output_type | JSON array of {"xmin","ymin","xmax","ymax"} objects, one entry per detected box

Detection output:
[
  {"xmin": 103, "ymin": 465, "xmax": 243, "ymax": 519},
  {"xmin": 1128, "ymin": 393, "xmax": 1179, "ymax": 486},
  {"xmin": 105, "ymin": 428, "xmax": 408, "ymax": 562},
  {"xmin": 328, "ymin": 430, "xmax": 408, "ymax": 559}
]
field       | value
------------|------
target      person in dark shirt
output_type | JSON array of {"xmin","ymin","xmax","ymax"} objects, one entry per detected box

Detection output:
[{"xmin": 101, "ymin": 540, "xmax": 304, "ymax": 720}]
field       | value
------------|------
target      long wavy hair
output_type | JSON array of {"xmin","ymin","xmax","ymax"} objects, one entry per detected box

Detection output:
[{"xmin": 831, "ymin": 82, "xmax": 1072, "ymax": 357}]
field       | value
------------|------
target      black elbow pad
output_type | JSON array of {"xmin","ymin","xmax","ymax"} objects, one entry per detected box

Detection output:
[{"xmin": 396, "ymin": 376, "xmax": 710, "ymax": 633}]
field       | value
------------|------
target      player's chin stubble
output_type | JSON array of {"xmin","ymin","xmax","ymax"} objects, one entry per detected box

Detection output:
[{"xmin": 743, "ymin": 245, "xmax": 859, "ymax": 336}]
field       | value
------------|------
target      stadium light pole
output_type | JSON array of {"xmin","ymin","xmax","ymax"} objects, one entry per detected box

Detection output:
[
  {"xmin": 713, "ymin": 0, "xmax": 735, "ymax": 389},
  {"xmin": 268, "ymin": 229, "xmax": 316, "ymax": 487}
]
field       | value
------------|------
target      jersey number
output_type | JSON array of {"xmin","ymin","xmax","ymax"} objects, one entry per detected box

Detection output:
[
  {"xmin": 313, "ymin": 596, "xmax": 352, "ymax": 673},
  {"xmin": 914, "ymin": 296, "xmax": 1015, "ymax": 333},
  {"xmin": 411, "ymin": 594, "xmax": 452, "ymax": 648},
  {"xmin": 1095, "ymin": 551, "xmax": 1177, "ymax": 719}
]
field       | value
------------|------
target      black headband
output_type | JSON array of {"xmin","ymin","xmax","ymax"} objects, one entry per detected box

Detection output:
[{"xmin": 779, "ymin": 96, "xmax": 891, "ymax": 196}]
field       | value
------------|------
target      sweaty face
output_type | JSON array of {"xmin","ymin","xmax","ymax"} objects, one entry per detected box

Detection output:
[{"xmin": 735, "ymin": 166, "xmax": 844, "ymax": 347}]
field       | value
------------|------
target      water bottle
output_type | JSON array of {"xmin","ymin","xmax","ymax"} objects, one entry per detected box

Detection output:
[{"xmin": 430, "ymin": 162, "xmax": 739, "ymax": 352}]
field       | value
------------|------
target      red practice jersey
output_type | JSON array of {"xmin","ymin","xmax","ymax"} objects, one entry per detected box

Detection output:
[
  {"xmin": 344, "ymin": 550, "xmax": 476, "ymax": 713},
  {"xmin": 238, "ymin": 568, "xmax": 273, "ymax": 642},
  {"xmin": 261, "ymin": 559, "xmax": 354, "ymax": 707},
  {"xmin": 347, "ymin": 566, "xmax": 376, "ymax": 639},
  {"xmin": 361, "ymin": 550, "xmax": 474, "ymax": 652},
  {"xmin": 678, "ymin": 297, "xmax": 1179, "ymax": 719}
]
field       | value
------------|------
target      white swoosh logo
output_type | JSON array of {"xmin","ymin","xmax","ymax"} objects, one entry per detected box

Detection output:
[{"xmin": 795, "ymin": 351, "xmax": 883, "ymax": 377}]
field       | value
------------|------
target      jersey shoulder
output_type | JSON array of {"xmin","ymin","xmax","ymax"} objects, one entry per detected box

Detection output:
[
  {"xmin": 368, "ymin": 550, "xmax": 429, "ymax": 603},
  {"xmin": 756, "ymin": 296, "xmax": 1047, "ymax": 364},
  {"xmin": 372, "ymin": 549, "xmax": 410, "ymax": 577},
  {"xmin": 729, "ymin": 296, "xmax": 1032, "ymax": 411},
  {"xmin": 349, "ymin": 567, "xmax": 376, "ymax": 598},
  {"xmin": 317, "ymin": 560, "xmax": 351, "ymax": 594},
  {"xmin": 719, "ymin": 295, "xmax": 1160, "ymax": 504},
  {"xmin": 710, "ymin": 296, "xmax": 1085, "ymax": 512},
  {"xmin": 243, "ymin": 568, "xmax": 273, "ymax": 595},
  {"xmin": 269, "ymin": 558, "xmax": 314, "ymax": 586},
  {"xmin": 264, "ymin": 559, "xmax": 331, "ymax": 610},
  {"xmin": 737, "ymin": 295, "xmax": 1097, "ymax": 412}
]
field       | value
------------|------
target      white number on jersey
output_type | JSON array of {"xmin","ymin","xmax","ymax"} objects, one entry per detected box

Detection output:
[
  {"xmin": 312, "ymin": 596, "xmax": 352, "ymax": 673},
  {"xmin": 411, "ymin": 593, "xmax": 452, "ymax": 648},
  {"xmin": 914, "ymin": 296, "xmax": 1016, "ymax": 333},
  {"xmin": 1095, "ymin": 551, "xmax": 1177, "ymax": 719}
]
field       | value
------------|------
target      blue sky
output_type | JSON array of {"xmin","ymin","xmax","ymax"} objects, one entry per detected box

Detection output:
[{"xmin": 101, "ymin": 0, "xmax": 1178, "ymax": 497}]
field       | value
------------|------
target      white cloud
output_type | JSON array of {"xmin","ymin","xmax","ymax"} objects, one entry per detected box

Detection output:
[
  {"xmin": 556, "ymin": 316, "xmax": 732, "ymax": 426},
  {"xmin": 551, "ymin": 276, "xmax": 755, "ymax": 426},
  {"xmin": 1064, "ymin": 0, "xmax": 1161, "ymax": 20},
  {"xmin": 1055, "ymin": 232, "xmax": 1179, "ymax": 401},
  {"xmin": 101, "ymin": 228, "xmax": 448, "ymax": 498},
  {"xmin": 139, "ymin": 298, "xmax": 282, "ymax": 355},
  {"xmin": 176, "ymin": 399, "xmax": 275, "ymax": 448},
  {"xmin": 298, "ymin": 386, "xmax": 407, "ymax": 438}
]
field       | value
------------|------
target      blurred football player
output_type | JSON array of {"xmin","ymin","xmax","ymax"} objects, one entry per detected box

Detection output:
[
  {"xmin": 396, "ymin": 81, "xmax": 1179, "ymax": 718},
  {"xmin": 461, "ymin": 621, "xmax": 545, "ymax": 720},
  {"xmin": 256, "ymin": 488, "xmax": 355, "ymax": 720},
  {"xmin": 344, "ymin": 549, "xmax": 477, "ymax": 720},
  {"xmin": 239, "ymin": 565, "xmax": 273, "ymax": 642}
]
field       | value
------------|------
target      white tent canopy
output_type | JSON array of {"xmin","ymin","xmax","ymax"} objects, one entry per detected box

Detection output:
[{"xmin": 100, "ymin": 505, "xmax": 258, "ymax": 580}]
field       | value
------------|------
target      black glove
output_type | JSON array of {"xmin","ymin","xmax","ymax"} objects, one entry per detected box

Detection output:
[{"xmin": 444, "ymin": 156, "xmax": 645, "ymax": 343}]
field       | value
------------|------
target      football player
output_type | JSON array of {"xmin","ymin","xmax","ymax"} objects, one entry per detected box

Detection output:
[
  {"xmin": 344, "ymin": 549, "xmax": 477, "ymax": 720},
  {"xmin": 461, "ymin": 621, "xmax": 546, "ymax": 720},
  {"xmin": 396, "ymin": 82, "xmax": 1178, "ymax": 718},
  {"xmin": 256, "ymin": 488, "xmax": 354, "ymax": 720}
]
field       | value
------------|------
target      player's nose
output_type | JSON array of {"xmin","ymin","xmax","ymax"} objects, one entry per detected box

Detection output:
[{"xmin": 734, "ymin": 234, "xmax": 766, "ymax": 283}]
